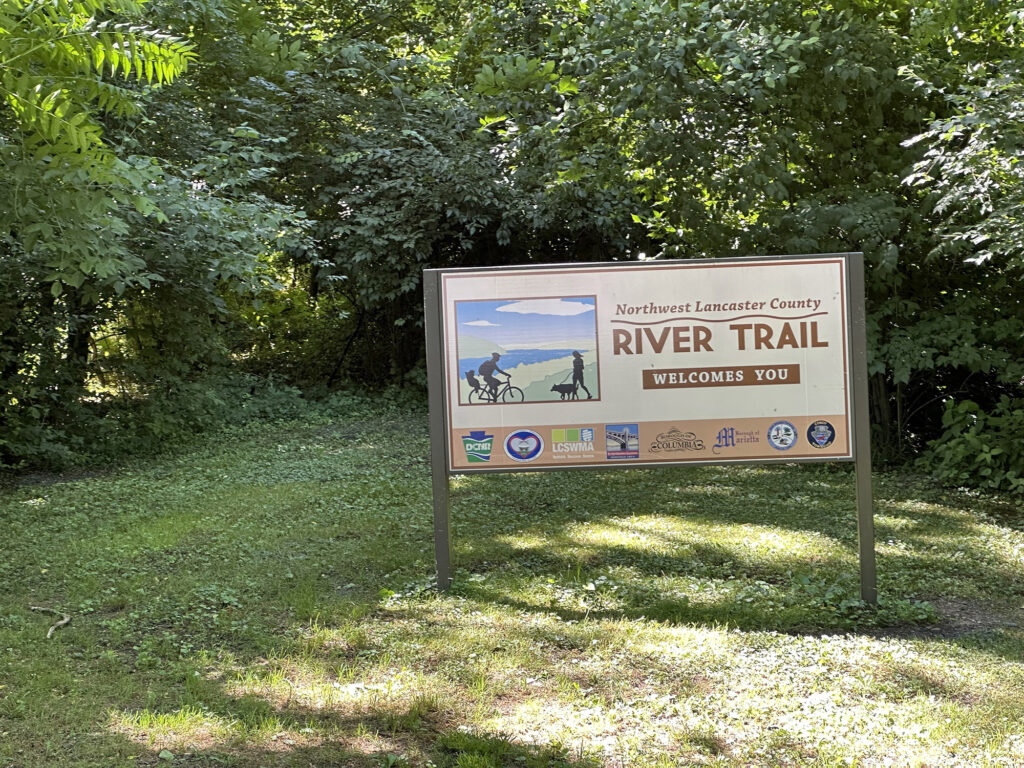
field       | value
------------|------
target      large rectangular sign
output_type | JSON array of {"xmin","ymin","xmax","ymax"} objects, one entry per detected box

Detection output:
[{"xmin": 428, "ymin": 255, "xmax": 855, "ymax": 473}]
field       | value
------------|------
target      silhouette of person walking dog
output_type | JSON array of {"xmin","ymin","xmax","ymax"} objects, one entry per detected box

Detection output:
[
  {"xmin": 550, "ymin": 350, "xmax": 593, "ymax": 400},
  {"xmin": 572, "ymin": 350, "xmax": 593, "ymax": 399}
]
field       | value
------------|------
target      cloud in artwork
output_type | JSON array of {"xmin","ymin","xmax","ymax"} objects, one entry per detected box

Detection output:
[
  {"xmin": 464, "ymin": 320, "xmax": 501, "ymax": 327},
  {"xmin": 495, "ymin": 299, "xmax": 594, "ymax": 316}
]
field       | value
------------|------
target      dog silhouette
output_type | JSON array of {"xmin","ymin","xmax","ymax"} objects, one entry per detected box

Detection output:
[{"xmin": 551, "ymin": 383, "xmax": 577, "ymax": 400}]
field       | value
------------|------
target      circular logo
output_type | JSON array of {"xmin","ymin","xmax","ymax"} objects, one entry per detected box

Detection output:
[
  {"xmin": 504, "ymin": 429, "xmax": 544, "ymax": 462},
  {"xmin": 807, "ymin": 420, "xmax": 836, "ymax": 449},
  {"xmin": 767, "ymin": 420, "xmax": 798, "ymax": 450}
]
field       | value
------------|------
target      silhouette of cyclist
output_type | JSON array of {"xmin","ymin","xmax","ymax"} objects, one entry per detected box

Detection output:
[
  {"xmin": 477, "ymin": 352, "xmax": 508, "ymax": 401},
  {"xmin": 572, "ymin": 351, "xmax": 593, "ymax": 399}
]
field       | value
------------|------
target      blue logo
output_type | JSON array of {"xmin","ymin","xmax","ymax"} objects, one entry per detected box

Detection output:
[
  {"xmin": 713, "ymin": 427, "xmax": 760, "ymax": 454},
  {"xmin": 713, "ymin": 427, "xmax": 736, "ymax": 454},
  {"xmin": 606, "ymin": 424, "xmax": 640, "ymax": 460},
  {"xmin": 807, "ymin": 420, "xmax": 836, "ymax": 449},
  {"xmin": 767, "ymin": 420, "xmax": 798, "ymax": 450},
  {"xmin": 504, "ymin": 430, "xmax": 544, "ymax": 462}
]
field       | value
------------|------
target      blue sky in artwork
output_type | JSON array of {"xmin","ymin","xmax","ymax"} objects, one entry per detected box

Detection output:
[{"xmin": 456, "ymin": 297, "xmax": 597, "ymax": 349}]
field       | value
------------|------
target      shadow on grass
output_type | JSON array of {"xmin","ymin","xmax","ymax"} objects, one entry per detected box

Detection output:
[
  {"xmin": 112, "ymin": 680, "xmax": 605, "ymax": 768},
  {"xmin": 442, "ymin": 464, "xmax": 1024, "ymax": 637}
]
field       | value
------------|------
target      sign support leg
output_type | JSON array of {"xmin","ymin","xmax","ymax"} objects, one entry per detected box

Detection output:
[
  {"xmin": 850, "ymin": 253, "xmax": 877, "ymax": 604},
  {"xmin": 424, "ymin": 270, "xmax": 453, "ymax": 590},
  {"xmin": 431, "ymin": 469, "xmax": 452, "ymax": 590},
  {"xmin": 855, "ymin": 450, "xmax": 876, "ymax": 604}
]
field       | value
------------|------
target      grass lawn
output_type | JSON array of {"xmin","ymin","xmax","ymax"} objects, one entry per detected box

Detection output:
[{"xmin": 2, "ymin": 394, "xmax": 1023, "ymax": 767}]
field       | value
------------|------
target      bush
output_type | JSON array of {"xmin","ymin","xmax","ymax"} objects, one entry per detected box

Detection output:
[
  {"xmin": 920, "ymin": 397, "xmax": 1024, "ymax": 495},
  {"xmin": 0, "ymin": 373, "xmax": 309, "ymax": 472}
]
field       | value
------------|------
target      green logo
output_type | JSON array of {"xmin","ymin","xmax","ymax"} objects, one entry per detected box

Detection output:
[
  {"xmin": 551, "ymin": 427, "xmax": 596, "ymax": 456},
  {"xmin": 552, "ymin": 427, "xmax": 594, "ymax": 444},
  {"xmin": 462, "ymin": 431, "xmax": 494, "ymax": 462}
]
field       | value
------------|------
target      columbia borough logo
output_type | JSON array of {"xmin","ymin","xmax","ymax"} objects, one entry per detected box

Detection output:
[{"xmin": 650, "ymin": 427, "xmax": 704, "ymax": 453}]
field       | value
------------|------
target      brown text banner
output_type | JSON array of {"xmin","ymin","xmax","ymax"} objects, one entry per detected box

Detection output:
[{"xmin": 642, "ymin": 364, "xmax": 801, "ymax": 390}]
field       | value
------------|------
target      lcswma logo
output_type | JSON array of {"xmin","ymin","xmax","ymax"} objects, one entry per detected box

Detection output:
[{"xmin": 552, "ymin": 427, "xmax": 595, "ymax": 454}]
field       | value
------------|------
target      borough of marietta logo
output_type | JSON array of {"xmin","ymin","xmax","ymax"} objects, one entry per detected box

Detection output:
[
  {"xmin": 711, "ymin": 426, "xmax": 760, "ymax": 454},
  {"xmin": 504, "ymin": 429, "xmax": 544, "ymax": 462},
  {"xmin": 767, "ymin": 420, "xmax": 798, "ymax": 450},
  {"xmin": 551, "ymin": 427, "xmax": 596, "ymax": 457},
  {"xmin": 461, "ymin": 431, "xmax": 494, "ymax": 462},
  {"xmin": 606, "ymin": 424, "xmax": 640, "ymax": 460},
  {"xmin": 807, "ymin": 420, "xmax": 836, "ymax": 448},
  {"xmin": 650, "ymin": 427, "xmax": 704, "ymax": 453}
]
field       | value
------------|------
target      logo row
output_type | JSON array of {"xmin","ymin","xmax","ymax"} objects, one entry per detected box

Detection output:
[{"xmin": 462, "ymin": 420, "xmax": 836, "ymax": 464}]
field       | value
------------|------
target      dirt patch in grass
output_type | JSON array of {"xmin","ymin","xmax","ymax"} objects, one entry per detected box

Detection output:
[{"xmin": 872, "ymin": 597, "xmax": 1021, "ymax": 640}]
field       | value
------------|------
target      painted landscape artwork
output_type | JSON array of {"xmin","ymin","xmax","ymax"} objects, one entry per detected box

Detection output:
[{"xmin": 454, "ymin": 296, "xmax": 600, "ymax": 404}]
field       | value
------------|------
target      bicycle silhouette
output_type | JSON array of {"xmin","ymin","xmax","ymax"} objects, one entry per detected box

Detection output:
[{"xmin": 468, "ymin": 374, "xmax": 524, "ymax": 403}]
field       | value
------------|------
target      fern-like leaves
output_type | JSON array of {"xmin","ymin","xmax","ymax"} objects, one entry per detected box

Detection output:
[{"xmin": 0, "ymin": 0, "xmax": 194, "ymax": 167}]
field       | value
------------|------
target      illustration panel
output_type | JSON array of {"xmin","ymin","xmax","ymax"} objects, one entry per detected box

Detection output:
[{"xmin": 454, "ymin": 296, "xmax": 600, "ymax": 405}]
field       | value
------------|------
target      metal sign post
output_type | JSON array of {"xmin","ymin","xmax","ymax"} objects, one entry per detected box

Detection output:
[
  {"xmin": 423, "ymin": 254, "xmax": 876, "ymax": 602},
  {"xmin": 423, "ymin": 270, "xmax": 453, "ymax": 589},
  {"xmin": 849, "ymin": 253, "xmax": 877, "ymax": 603}
]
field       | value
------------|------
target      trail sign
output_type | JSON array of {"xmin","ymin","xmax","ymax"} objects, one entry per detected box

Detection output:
[{"xmin": 423, "ymin": 254, "xmax": 875, "ymax": 600}]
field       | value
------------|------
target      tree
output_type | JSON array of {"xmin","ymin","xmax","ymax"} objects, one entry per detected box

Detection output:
[{"xmin": 1, "ymin": 0, "xmax": 191, "ymax": 465}]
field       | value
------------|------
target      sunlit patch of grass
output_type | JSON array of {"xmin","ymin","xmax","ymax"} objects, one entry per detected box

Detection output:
[
  {"xmin": 605, "ymin": 620, "xmax": 734, "ymax": 660},
  {"xmin": 227, "ymin": 660, "xmax": 424, "ymax": 711},
  {"xmin": 551, "ymin": 519, "xmax": 683, "ymax": 555},
  {"xmin": 109, "ymin": 705, "xmax": 237, "ymax": 748}
]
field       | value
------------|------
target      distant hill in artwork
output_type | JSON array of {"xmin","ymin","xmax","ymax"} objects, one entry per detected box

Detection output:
[
  {"xmin": 457, "ymin": 334, "xmax": 507, "ymax": 359},
  {"xmin": 505, "ymin": 339, "xmax": 597, "ymax": 352}
]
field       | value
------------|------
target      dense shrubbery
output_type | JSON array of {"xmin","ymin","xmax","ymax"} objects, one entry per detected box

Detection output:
[
  {"xmin": 920, "ymin": 398, "xmax": 1024, "ymax": 495},
  {"xmin": 1, "ymin": 374, "xmax": 304, "ymax": 472},
  {"xmin": 2, "ymin": 0, "xmax": 1022, "ymax": 492}
]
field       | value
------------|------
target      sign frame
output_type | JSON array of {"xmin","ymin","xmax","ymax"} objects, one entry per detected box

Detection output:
[{"xmin": 424, "ymin": 253, "xmax": 876, "ymax": 602}]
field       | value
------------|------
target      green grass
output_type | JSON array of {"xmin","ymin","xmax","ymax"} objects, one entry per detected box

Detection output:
[{"xmin": 2, "ymin": 393, "xmax": 1024, "ymax": 766}]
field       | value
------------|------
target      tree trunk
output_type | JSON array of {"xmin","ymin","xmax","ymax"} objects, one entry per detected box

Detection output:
[
  {"xmin": 869, "ymin": 373, "xmax": 894, "ymax": 462},
  {"xmin": 64, "ymin": 291, "xmax": 93, "ymax": 394}
]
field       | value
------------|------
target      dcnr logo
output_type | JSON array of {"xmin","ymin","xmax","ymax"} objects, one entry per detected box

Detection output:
[{"xmin": 461, "ymin": 431, "xmax": 494, "ymax": 462}]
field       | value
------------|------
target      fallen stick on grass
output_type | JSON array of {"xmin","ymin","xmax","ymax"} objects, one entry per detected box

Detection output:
[{"xmin": 29, "ymin": 606, "xmax": 71, "ymax": 639}]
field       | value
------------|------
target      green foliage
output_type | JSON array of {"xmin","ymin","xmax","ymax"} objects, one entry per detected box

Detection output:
[
  {"xmin": 0, "ymin": 0, "xmax": 192, "ymax": 162},
  {"xmin": 2, "ymin": 0, "xmax": 1023, "ymax": 488},
  {"xmin": 230, "ymin": 287, "xmax": 358, "ymax": 387},
  {"xmin": 268, "ymin": 19, "xmax": 650, "ymax": 381},
  {"xmin": 0, "ymin": 0, "xmax": 194, "ymax": 468},
  {"xmin": 788, "ymin": 573, "xmax": 937, "ymax": 626},
  {"xmin": 920, "ymin": 398, "xmax": 1024, "ymax": 495},
  {"xmin": 0, "ymin": 0, "xmax": 307, "ymax": 469}
]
